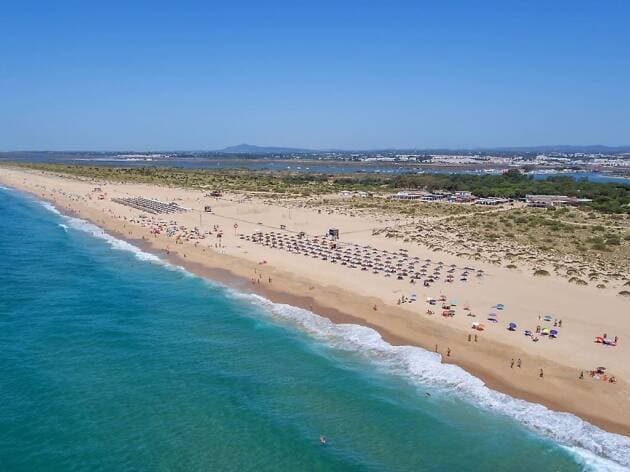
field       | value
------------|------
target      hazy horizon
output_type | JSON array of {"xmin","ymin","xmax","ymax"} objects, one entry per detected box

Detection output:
[{"xmin": 3, "ymin": 143, "xmax": 630, "ymax": 154}]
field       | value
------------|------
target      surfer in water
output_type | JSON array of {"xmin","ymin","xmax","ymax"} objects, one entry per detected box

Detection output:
[{"xmin": 319, "ymin": 435, "xmax": 327, "ymax": 446}]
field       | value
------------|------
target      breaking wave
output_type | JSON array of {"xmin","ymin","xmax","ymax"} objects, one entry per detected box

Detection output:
[
  {"xmin": 234, "ymin": 294, "xmax": 630, "ymax": 471},
  {"xmin": 38, "ymin": 197, "xmax": 630, "ymax": 470}
]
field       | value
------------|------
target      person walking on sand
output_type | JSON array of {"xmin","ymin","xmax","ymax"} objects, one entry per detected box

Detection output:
[
  {"xmin": 474, "ymin": 334, "xmax": 478, "ymax": 342},
  {"xmin": 539, "ymin": 368, "xmax": 544, "ymax": 378},
  {"xmin": 517, "ymin": 358, "xmax": 521, "ymax": 368},
  {"xmin": 468, "ymin": 334, "xmax": 471, "ymax": 342},
  {"xmin": 511, "ymin": 359, "xmax": 514, "ymax": 368},
  {"xmin": 579, "ymin": 371, "xmax": 584, "ymax": 380},
  {"xmin": 447, "ymin": 348, "xmax": 451, "ymax": 357}
]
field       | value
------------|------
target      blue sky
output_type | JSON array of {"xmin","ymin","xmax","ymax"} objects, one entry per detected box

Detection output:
[{"xmin": 1, "ymin": 0, "xmax": 629, "ymax": 150}]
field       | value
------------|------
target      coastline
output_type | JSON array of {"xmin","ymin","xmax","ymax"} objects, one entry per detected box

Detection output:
[
  {"xmin": 126, "ymin": 236, "xmax": 630, "ymax": 437},
  {"xmin": 1, "ymin": 169, "xmax": 629, "ymax": 439}
]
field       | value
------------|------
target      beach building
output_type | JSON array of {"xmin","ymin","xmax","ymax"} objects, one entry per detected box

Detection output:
[
  {"xmin": 420, "ymin": 193, "xmax": 448, "ymax": 202},
  {"xmin": 391, "ymin": 191, "xmax": 425, "ymax": 200},
  {"xmin": 449, "ymin": 191, "xmax": 475, "ymax": 203},
  {"xmin": 525, "ymin": 195, "xmax": 593, "ymax": 208},
  {"xmin": 476, "ymin": 197, "xmax": 510, "ymax": 206}
]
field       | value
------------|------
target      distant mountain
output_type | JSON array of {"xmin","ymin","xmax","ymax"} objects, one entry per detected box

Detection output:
[{"xmin": 218, "ymin": 143, "xmax": 314, "ymax": 154}]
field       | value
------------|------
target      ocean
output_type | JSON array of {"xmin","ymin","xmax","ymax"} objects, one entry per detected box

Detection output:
[{"xmin": 0, "ymin": 185, "xmax": 628, "ymax": 471}]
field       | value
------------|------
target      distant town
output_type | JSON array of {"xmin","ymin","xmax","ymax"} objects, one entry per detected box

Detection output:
[{"xmin": 2, "ymin": 146, "xmax": 629, "ymax": 177}]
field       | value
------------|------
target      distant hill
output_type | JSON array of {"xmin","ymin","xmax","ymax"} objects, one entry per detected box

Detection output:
[{"xmin": 218, "ymin": 143, "xmax": 314, "ymax": 154}]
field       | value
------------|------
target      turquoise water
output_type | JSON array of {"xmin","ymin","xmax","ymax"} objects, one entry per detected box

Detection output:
[{"xmin": 0, "ymin": 186, "xmax": 628, "ymax": 471}]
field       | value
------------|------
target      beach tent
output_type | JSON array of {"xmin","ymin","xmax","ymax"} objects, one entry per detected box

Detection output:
[{"xmin": 550, "ymin": 329, "xmax": 558, "ymax": 338}]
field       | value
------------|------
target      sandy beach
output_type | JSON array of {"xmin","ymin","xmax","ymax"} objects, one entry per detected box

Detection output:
[{"xmin": 2, "ymin": 166, "xmax": 629, "ymax": 436}]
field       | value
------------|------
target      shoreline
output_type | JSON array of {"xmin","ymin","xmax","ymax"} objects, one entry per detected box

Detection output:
[
  {"xmin": 1, "ymin": 169, "xmax": 629, "ymax": 438},
  {"xmin": 132, "ymin": 237, "xmax": 630, "ymax": 437},
  {"xmin": 34, "ymin": 193, "xmax": 630, "ymax": 436}
]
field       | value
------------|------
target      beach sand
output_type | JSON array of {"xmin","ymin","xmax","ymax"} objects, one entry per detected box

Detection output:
[{"xmin": 2, "ymin": 166, "xmax": 629, "ymax": 436}]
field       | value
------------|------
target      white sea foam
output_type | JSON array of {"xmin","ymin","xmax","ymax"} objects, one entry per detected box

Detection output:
[
  {"xmin": 39, "ymin": 200, "xmax": 188, "ymax": 273},
  {"xmin": 36, "ymin": 197, "xmax": 630, "ymax": 470},
  {"xmin": 232, "ymin": 293, "xmax": 630, "ymax": 470},
  {"xmin": 40, "ymin": 201, "xmax": 61, "ymax": 215}
]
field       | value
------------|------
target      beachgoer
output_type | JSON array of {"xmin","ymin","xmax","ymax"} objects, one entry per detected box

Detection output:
[
  {"xmin": 468, "ymin": 334, "xmax": 471, "ymax": 342},
  {"xmin": 558, "ymin": 319, "xmax": 562, "ymax": 328},
  {"xmin": 517, "ymin": 358, "xmax": 521, "ymax": 368},
  {"xmin": 579, "ymin": 371, "xmax": 584, "ymax": 380},
  {"xmin": 539, "ymin": 368, "xmax": 544, "ymax": 378},
  {"xmin": 319, "ymin": 436, "xmax": 327, "ymax": 446},
  {"xmin": 510, "ymin": 359, "xmax": 514, "ymax": 368},
  {"xmin": 435, "ymin": 344, "xmax": 438, "ymax": 353},
  {"xmin": 447, "ymin": 348, "xmax": 451, "ymax": 357},
  {"xmin": 474, "ymin": 334, "xmax": 478, "ymax": 342}
]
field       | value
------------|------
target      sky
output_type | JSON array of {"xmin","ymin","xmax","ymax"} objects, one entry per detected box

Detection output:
[{"xmin": 1, "ymin": 0, "xmax": 629, "ymax": 151}]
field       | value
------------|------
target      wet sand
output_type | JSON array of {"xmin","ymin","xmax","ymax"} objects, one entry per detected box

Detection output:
[{"xmin": 2, "ymin": 166, "xmax": 629, "ymax": 435}]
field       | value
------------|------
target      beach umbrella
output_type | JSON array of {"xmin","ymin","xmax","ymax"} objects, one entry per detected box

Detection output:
[
  {"xmin": 508, "ymin": 322, "xmax": 517, "ymax": 331},
  {"xmin": 550, "ymin": 329, "xmax": 558, "ymax": 338}
]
